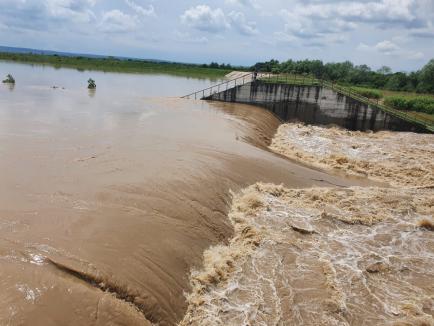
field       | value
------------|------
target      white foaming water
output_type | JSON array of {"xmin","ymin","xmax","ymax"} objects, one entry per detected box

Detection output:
[
  {"xmin": 181, "ymin": 185, "xmax": 434, "ymax": 326},
  {"xmin": 270, "ymin": 123, "xmax": 434, "ymax": 187}
]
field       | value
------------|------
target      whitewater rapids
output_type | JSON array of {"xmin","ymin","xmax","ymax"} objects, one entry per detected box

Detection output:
[
  {"xmin": 181, "ymin": 123, "xmax": 434, "ymax": 326},
  {"xmin": 270, "ymin": 123, "xmax": 434, "ymax": 188}
]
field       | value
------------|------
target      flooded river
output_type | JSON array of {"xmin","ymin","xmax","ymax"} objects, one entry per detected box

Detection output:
[{"xmin": 0, "ymin": 62, "xmax": 367, "ymax": 325}]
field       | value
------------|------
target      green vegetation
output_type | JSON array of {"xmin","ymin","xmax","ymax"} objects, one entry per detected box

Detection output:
[
  {"xmin": 87, "ymin": 78, "xmax": 96, "ymax": 89},
  {"xmin": 350, "ymin": 87, "xmax": 382, "ymax": 99},
  {"xmin": 253, "ymin": 58, "xmax": 434, "ymax": 95},
  {"xmin": 0, "ymin": 52, "xmax": 234, "ymax": 79},
  {"xmin": 2, "ymin": 73, "xmax": 15, "ymax": 83},
  {"xmin": 384, "ymin": 96, "xmax": 434, "ymax": 115}
]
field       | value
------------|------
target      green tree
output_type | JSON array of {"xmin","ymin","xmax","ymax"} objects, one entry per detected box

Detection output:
[
  {"xmin": 377, "ymin": 66, "xmax": 392, "ymax": 74},
  {"xmin": 324, "ymin": 61, "xmax": 354, "ymax": 81},
  {"xmin": 250, "ymin": 57, "xmax": 434, "ymax": 94},
  {"xmin": 385, "ymin": 73, "xmax": 408, "ymax": 91},
  {"xmin": 417, "ymin": 59, "xmax": 434, "ymax": 93}
]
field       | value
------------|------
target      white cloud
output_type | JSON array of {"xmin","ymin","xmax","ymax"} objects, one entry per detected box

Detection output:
[
  {"xmin": 124, "ymin": 0, "xmax": 155, "ymax": 18},
  {"xmin": 280, "ymin": 0, "xmax": 422, "ymax": 42},
  {"xmin": 180, "ymin": 5, "xmax": 258, "ymax": 36},
  {"xmin": 181, "ymin": 5, "xmax": 229, "ymax": 33},
  {"xmin": 224, "ymin": 0, "xmax": 261, "ymax": 11},
  {"xmin": 297, "ymin": 0, "xmax": 417, "ymax": 24},
  {"xmin": 45, "ymin": 0, "xmax": 96, "ymax": 23},
  {"xmin": 375, "ymin": 40, "xmax": 399, "ymax": 53},
  {"xmin": 358, "ymin": 40, "xmax": 400, "ymax": 55},
  {"xmin": 98, "ymin": 1, "xmax": 156, "ymax": 34},
  {"xmin": 358, "ymin": 40, "xmax": 425, "ymax": 60},
  {"xmin": 98, "ymin": 9, "xmax": 138, "ymax": 33},
  {"xmin": 228, "ymin": 11, "xmax": 258, "ymax": 35},
  {"xmin": 281, "ymin": 9, "xmax": 356, "ymax": 41}
]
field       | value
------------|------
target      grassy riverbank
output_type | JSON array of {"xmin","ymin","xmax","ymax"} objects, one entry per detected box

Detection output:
[{"xmin": 0, "ymin": 52, "xmax": 232, "ymax": 79}]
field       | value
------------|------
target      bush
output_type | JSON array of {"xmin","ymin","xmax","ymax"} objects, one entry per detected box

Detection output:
[
  {"xmin": 87, "ymin": 78, "xmax": 96, "ymax": 89},
  {"xmin": 384, "ymin": 96, "xmax": 434, "ymax": 114},
  {"xmin": 352, "ymin": 87, "xmax": 383, "ymax": 99},
  {"xmin": 2, "ymin": 74, "xmax": 15, "ymax": 84}
]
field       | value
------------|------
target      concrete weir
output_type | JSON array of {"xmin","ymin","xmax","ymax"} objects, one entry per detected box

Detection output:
[{"xmin": 206, "ymin": 81, "xmax": 427, "ymax": 132}]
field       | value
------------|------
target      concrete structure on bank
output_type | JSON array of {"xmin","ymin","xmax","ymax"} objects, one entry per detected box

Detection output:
[{"xmin": 206, "ymin": 81, "xmax": 428, "ymax": 132}]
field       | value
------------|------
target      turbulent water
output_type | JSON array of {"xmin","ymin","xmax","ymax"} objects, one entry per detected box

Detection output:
[
  {"xmin": 181, "ymin": 184, "xmax": 434, "ymax": 325},
  {"xmin": 180, "ymin": 123, "xmax": 434, "ymax": 326},
  {"xmin": 0, "ymin": 64, "xmax": 369, "ymax": 325},
  {"xmin": 270, "ymin": 123, "xmax": 434, "ymax": 187}
]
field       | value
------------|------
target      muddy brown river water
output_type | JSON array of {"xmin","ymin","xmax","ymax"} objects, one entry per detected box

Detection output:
[{"xmin": 0, "ymin": 62, "xmax": 374, "ymax": 325}]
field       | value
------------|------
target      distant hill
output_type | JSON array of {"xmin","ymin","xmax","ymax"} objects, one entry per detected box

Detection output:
[
  {"xmin": 0, "ymin": 48, "xmax": 233, "ymax": 79},
  {"xmin": 0, "ymin": 45, "xmax": 170, "ymax": 63}
]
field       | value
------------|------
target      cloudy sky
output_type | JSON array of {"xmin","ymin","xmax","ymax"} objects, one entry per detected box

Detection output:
[{"xmin": 0, "ymin": 0, "xmax": 433, "ymax": 71}]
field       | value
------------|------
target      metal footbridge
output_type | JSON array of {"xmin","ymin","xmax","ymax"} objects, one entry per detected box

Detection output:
[{"xmin": 182, "ymin": 72, "xmax": 254, "ymax": 100}]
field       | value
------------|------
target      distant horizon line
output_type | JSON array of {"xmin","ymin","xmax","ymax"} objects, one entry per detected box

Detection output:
[
  {"xmin": 0, "ymin": 44, "xmax": 232, "ymax": 67},
  {"xmin": 1, "ymin": 44, "xmax": 431, "ymax": 73}
]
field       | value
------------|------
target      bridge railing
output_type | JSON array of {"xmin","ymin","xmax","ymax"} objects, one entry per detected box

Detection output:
[
  {"xmin": 182, "ymin": 72, "xmax": 254, "ymax": 100},
  {"xmin": 259, "ymin": 73, "xmax": 321, "ymax": 86}
]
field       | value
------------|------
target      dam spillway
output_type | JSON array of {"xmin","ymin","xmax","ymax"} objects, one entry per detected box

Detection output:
[{"xmin": 204, "ymin": 80, "xmax": 429, "ymax": 133}]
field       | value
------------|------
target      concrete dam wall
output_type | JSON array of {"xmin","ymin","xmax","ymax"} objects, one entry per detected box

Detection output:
[{"xmin": 206, "ymin": 81, "xmax": 426, "ymax": 132}]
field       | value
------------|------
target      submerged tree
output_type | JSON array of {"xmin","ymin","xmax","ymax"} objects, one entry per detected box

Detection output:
[
  {"xmin": 2, "ymin": 74, "xmax": 15, "ymax": 84},
  {"xmin": 87, "ymin": 78, "xmax": 96, "ymax": 89}
]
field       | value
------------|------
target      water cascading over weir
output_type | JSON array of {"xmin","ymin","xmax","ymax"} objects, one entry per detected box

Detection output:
[{"xmin": 183, "ymin": 73, "xmax": 434, "ymax": 133}]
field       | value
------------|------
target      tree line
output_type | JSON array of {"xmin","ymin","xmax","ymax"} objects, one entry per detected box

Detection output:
[{"xmin": 251, "ymin": 59, "xmax": 434, "ymax": 94}]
